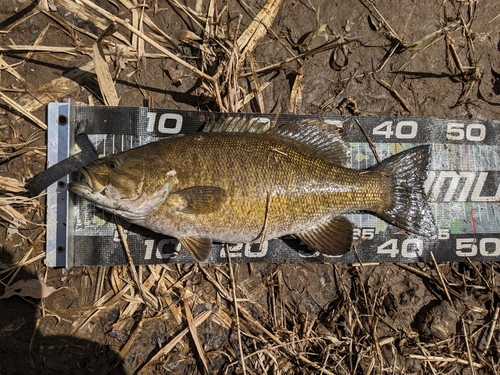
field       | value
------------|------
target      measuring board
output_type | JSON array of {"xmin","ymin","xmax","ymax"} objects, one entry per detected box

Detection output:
[{"xmin": 45, "ymin": 102, "xmax": 500, "ymax": 267}]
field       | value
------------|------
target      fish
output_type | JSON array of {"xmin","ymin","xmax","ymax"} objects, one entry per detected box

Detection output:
[{"xmin": 69, "ymin": 117, "xmax": 437, "ymax": 262}]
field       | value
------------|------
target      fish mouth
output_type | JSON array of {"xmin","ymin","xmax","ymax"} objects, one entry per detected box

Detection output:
[
  {"xmin": 69, "ymin": 169, "xmax": 117, "ymax": 212},
  {"xmin": 71, "ymin": 168, "xmax": 107, "ymax": 195}
]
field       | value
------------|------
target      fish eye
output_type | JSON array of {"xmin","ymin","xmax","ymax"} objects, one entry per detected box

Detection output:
[{"xmin": 107, "ymin": 161, "xmax": 118, "ymax": 169}]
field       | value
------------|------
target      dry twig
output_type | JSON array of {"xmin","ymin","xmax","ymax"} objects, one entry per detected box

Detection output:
[{"xmin": 225, "ymin": 247, "xmax": 247, "ymax": 375}]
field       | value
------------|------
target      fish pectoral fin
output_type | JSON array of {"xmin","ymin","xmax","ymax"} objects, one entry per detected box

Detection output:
[
  {"xmin": 296, "ymin": 216, "xmax": 354, "ymax": 256},
  {"xmin": 178, "ymin": 237, "xmax": 212, "ymax": 262},
  {"xmin": 171, "ymin": 186, "xmax": 227, "ymax": 214}
]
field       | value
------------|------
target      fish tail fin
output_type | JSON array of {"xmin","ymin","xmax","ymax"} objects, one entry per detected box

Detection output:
[{"xmin": 375, "ymin": 145, "xmax": 436, "ymax": 236}]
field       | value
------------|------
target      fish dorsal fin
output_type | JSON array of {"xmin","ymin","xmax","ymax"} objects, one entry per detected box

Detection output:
[
  {"xmin": 171, "ymin": 186, "xmax": 227, "ymax": 214},
  {"xmin": 179, "ymin": 237, "xmax": 212, "ymax": 262},
  {"xmin": 296, "ymin": 216, "xmax": 354, "ymax": 256},
  {"xmin": 268, "ymin": 119, "xmax": 350, "ymax": 166},
  {"xmin": 203, "ymin": 115, "xmax": 271, "ymax": 133}
]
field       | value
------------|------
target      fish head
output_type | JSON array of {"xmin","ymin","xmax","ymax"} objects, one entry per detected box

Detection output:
[{"xmin": 70, "ymin": 153, "xmax": 178, "ymax": 222}]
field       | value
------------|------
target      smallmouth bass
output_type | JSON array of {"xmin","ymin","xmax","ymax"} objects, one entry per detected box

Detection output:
[{"xmin": 70, "ymin": 118, "xmax": 436, "ymax": 261}]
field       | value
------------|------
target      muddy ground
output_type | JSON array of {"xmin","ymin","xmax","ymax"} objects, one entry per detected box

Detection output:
[{"xmin": 1, "ymin": 0, "xmax": 500, "ymax": 374}]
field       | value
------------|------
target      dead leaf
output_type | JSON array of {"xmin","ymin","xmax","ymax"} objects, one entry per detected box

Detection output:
[
  {"xmin": 0, "ymin": 279, "xmax": 59, "ymax": 299},
  {"xmin": 6, "ymin": 221, "xmax": 22, "ymax": 241},
  {"xmin": 237, "ymin": 0, "xmax": 283, "ymax": 56},
  {"xmin": 165, "ymin": 66, "xmax": 184, "ymax": 85},
  {"xmin": 289, "ymin": 66, "xmax": 304, "ymax": 114},
  {"xmin": 177, "ymin": 29, "xmax": 202, "ymax": 44}
]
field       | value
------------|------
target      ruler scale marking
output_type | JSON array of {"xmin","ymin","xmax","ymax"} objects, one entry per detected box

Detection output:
[{"xmin": 45, "ymin": 104, "xmax": 500, "ymax": 267}]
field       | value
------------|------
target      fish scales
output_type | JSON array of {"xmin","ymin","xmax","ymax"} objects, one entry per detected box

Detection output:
[
  {"xmin": 146, "ymin": 133, "xmax": 384, "ymax": 240},
  {"xmin": 70, "ymin": 119, "xmax": 436, "ymax": 262}
]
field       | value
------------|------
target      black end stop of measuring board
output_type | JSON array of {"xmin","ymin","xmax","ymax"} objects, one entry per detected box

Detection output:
[{"xmin": 26, "ymin": 133, "xmax": 98, "ymax": 197}]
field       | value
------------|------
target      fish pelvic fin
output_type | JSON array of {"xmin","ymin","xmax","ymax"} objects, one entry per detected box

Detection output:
[
  {"xmin": 375, "ymin": 145, "xmax": 437, "ymax": 237},
  {"xmin": 296, "ymin": 216, "xmax": 354, "ymax": 256},
  {"xmin": 179, "ymin": 237, "xmax": 213, "ymax": 262}
]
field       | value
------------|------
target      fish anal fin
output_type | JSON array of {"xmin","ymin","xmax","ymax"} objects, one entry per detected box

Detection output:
[
  {"xmin": 178, "ymin": 237, "xmax": 212, "ymax": 262},
  {"xmin": 296, "ymin": 216, "xmax": 354, "ymax": 256},
  {"xmin": 171, "ymin": 186, "xmax": 227, "ymax": 214}
]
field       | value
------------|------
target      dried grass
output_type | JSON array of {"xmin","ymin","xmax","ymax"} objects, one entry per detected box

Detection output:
[{"xmin": 0, "ymin": 0, "xmax": 499, "ymax": 374}]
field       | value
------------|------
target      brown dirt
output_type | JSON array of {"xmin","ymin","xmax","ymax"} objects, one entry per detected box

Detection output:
[{"xmin": 1, "ymin": 0, "xmax": 500, "ymax": 374}]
